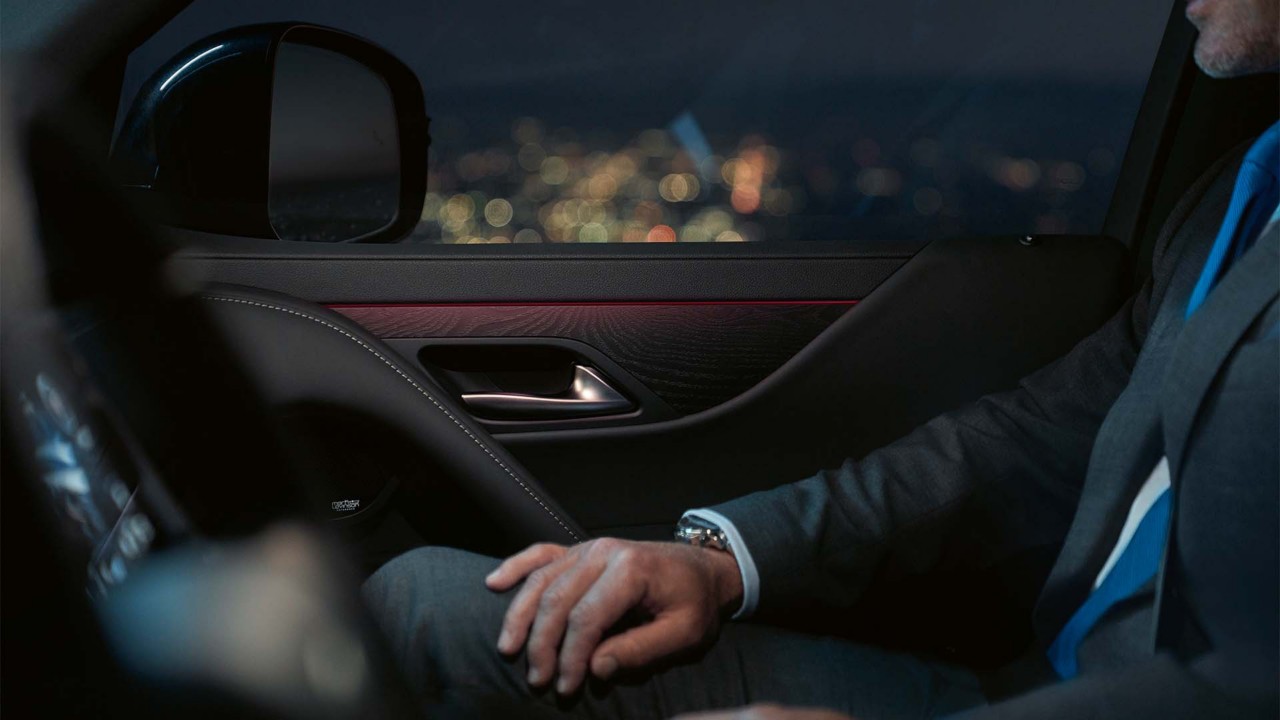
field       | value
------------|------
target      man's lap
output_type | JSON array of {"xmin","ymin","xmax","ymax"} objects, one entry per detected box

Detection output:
[{"xmin": 362, "ymin": 546, "xmax": 986, "ymax": 720}]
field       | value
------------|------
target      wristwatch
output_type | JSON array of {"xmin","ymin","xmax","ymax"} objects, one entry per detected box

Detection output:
[{"xmin": 674, "ymin": 515, "xmax": 732, "ymax": 553}]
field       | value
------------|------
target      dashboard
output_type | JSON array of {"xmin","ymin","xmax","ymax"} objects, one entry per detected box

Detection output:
[{"xmin": 12, "ymin": 335, "xmax": 169, "ymax": 598}]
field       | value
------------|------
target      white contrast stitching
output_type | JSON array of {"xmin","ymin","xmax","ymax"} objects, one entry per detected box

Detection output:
[{"xmin": 200, "ymin": 294, "xmax": 580, "ymax": 541}]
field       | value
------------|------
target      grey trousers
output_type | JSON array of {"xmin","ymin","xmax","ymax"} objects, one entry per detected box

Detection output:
[{"xmin": 362, "ymin": 547, "xmax": 987, "ymax": 720}]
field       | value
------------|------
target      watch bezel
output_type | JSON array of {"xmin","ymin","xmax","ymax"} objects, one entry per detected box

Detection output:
[{"xmin": 675, "ymin": 516, "xmax": 731, "ymax": 552}]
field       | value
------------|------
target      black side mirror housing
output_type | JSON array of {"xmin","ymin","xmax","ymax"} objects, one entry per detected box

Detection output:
[{"xmin": 112, "ymin": 24, "xmax": 428, "ymax": 243}]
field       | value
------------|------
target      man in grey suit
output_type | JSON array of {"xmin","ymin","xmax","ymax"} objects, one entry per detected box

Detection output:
[{"xmin": 363, "ymin": 1, "xmax": 1280, "ymax": 717}]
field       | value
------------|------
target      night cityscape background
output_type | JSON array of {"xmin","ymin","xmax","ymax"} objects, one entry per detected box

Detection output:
[{"xmin": 119, "ymin": 0, "xmax": 1177, "ymax": 244}]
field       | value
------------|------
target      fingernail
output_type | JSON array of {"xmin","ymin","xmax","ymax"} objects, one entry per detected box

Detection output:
[
  {"xmin": 595, "ymin": 655, "xmax": 618, "ymax": 679},
  {"xmin": 497, "ymin": 629, "xmax": 512, "ymax": 652},
  {"xmin": 556, "ymin": 677, "xmax": 573, "ymax": 695},
  {"xmin": 485, "ymin": 570, "xmax": 499, "ymax": 585},
  {"xmin": 527, "ymin": 667, "xmax": 543, "ymax": 685}
]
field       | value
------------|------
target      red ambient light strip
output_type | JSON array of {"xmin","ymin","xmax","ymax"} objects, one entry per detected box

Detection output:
[{"xmin": 326, "ymin": 299, "xmax": 860, "ymax": 309}]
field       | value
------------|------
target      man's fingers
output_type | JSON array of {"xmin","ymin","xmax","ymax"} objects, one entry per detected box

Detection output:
[
  {"xmin": 556, "ymin": 559, "xmax": 646, "ymax": 695},
  {"xmin": 590, "ymin": 609, "xmax": 706, "ymax": 680},
  {"xmin": 496, "ymin": 560, "xmax": 565, "ymax": 656},
  {"xmin": 486, "ymin": 543, "xmax": 566, "ymax": 591},
  {"xmin": 490, "ymin": 539, "xmax": 722, "ymax": 697},
  {"xmin": 524, "ymin": 560, "xmax": 608, "ymax": 690}
]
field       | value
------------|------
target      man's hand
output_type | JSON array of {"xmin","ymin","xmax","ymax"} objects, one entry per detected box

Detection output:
[
  {"xmin": 672, "ymin": 704, "xmax": 853, "ymax": 720},
  {"xmin": 484, "ymin": 538, "xmax": 744, "ymax": 696}
]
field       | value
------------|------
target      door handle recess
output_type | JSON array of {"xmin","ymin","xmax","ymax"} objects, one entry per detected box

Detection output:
[{"xmin": 459, "ymin": 365, "xmax": 634, "ymax": 420}]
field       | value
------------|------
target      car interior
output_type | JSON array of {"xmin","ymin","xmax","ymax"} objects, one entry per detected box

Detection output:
[{"xmin": 2, "ymin": 0, "xmax": 1277, "ymax": 717}]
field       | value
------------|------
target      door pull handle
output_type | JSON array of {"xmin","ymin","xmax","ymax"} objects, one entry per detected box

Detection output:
[{"xmin": 459, "ymin": 365, "xmax": 633, "ymax": 420}]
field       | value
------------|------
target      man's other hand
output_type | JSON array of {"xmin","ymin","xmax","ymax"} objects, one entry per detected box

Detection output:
[
  {"xmin": 484, "ymin": 538, "xmax": 744, "ymax": 695},
  {"xmin": 672, "ymin": 704, "xmax": 854, "ymax": 720}
]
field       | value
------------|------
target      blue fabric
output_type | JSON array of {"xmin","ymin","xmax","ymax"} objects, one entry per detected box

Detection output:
[
  {"xmin": 1047, "ymin": 489, "xmax": 1173, "ymax": 678},
  {"xmin": 1186, "ymin": 122, "xmax": 1280, "ymax": 318}
]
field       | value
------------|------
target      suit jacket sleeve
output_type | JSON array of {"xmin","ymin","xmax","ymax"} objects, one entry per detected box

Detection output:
[{"xmin": 707, "ymin": 275, "xmax": 1153, "ymax": 615}]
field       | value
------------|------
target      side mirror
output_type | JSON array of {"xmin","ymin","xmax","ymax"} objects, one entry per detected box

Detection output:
[{"xmin": 112, "ymin": 24, "xmax": 428, "ymax": 243}]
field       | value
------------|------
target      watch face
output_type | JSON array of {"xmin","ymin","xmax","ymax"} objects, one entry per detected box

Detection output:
[{"xmin": 680, "ymin": 516, "xmax": 716, "ymax": 532}]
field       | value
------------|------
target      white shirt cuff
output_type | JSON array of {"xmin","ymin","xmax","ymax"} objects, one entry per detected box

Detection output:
[{"xmin": 681, "ymin": 508, "xmax": 760, "ymax": 619}]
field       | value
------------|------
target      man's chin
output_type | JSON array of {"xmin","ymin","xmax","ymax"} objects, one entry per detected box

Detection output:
[
  {"xmin": 1194, "ymin": 47, "xmax": 1240, "ymax": 78},
  {"xmin": 1194, "ymin": 40, "xmax": 1280, "ymax": 79}
]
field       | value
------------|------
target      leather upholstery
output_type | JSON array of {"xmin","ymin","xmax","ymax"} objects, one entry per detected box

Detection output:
[{"xmin": 198, "ymin": 284, "xmax": 587, "ymax": 546}]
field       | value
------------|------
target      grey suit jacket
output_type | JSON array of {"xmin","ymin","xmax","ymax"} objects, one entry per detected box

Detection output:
[{"xmin": 710, "ymin": 146, "xmax": 1279, "ymax": 718}]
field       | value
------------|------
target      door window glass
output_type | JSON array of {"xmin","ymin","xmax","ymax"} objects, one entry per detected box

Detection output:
[{"xmin": 120, "ymin": 0, "xmax": 1176, "ymax": 244}]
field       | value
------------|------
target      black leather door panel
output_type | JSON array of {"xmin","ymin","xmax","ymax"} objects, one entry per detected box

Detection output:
[
  {"xmin": 496, "ymin": 235, "xmax": 1128, "ymax": 535},
  {"xmin": 178, "ymin": 233, "xmax": 1127, "ymax": 537}
]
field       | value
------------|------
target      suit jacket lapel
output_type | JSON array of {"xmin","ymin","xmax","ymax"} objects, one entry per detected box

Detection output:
[
  {"xmin": 1034, "ymin": 421, "xmax": 1164, "ymax": 635},
  {"xmin": 1162, "ymin": 223, "xmax": 1280, "ymax": 477},
  {"xmin": 1035, "ymin": 222, "xmax": 1279, "ymax": 642}
]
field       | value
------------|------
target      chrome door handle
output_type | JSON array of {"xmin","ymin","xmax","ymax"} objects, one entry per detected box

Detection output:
[{"xmin": 459, "ymin": 365, "xmax": 634, "ymax": 420}]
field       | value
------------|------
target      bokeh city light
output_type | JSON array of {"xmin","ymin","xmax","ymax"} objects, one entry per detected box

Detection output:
[{"xmin": 407, "ymin": 114, "xmax": 1118, "ymax": 244}]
